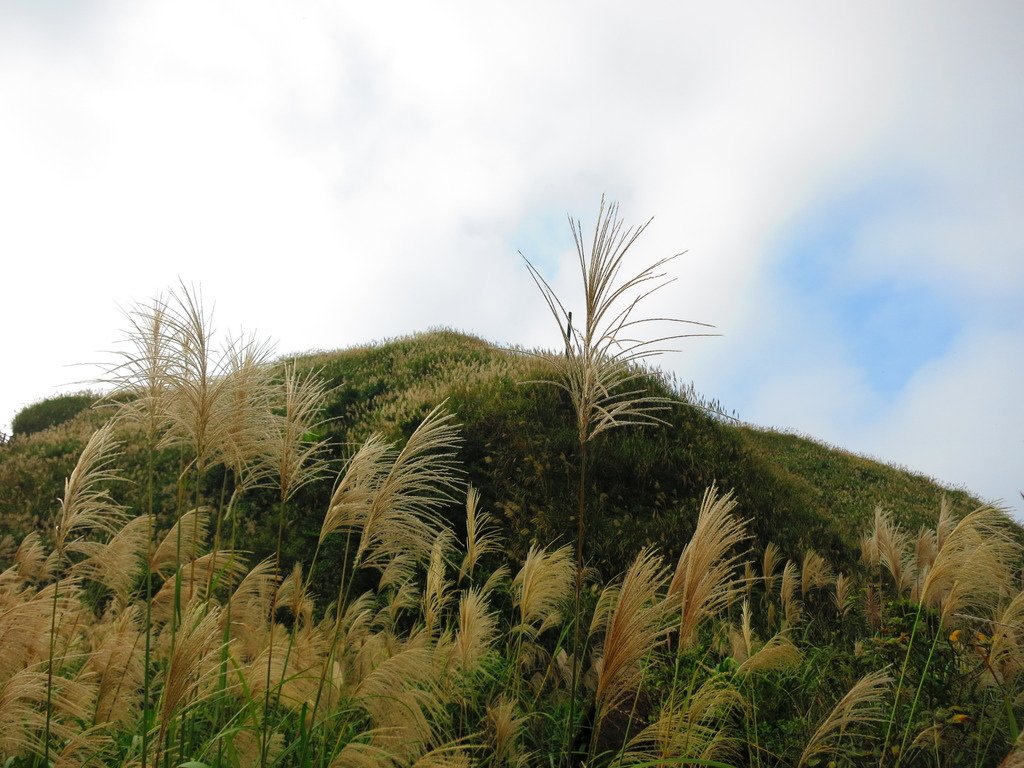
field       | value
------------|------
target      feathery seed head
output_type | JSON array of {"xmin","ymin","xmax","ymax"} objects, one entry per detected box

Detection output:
[
  {"xmin": 800, "ymin": 549, "xmax": 833, "ymax": 596},
  {"xmin": 797, "ymin": 669, "xmax": 892, "ymax": 767},
  {"xmin": 593, "ymin": 547, "xmax": 673, "ymax": 735},
  {"xmin": 513, "ymin": 544, "xmax": 575, "ymax": 638},
  {"xmin": 669, "ymin": 485, "xmax": 749, "ymax": 646},
  {"xmin": 522, "ymin": 196, "xmax": 715, "ymax": 445},
  {"xmin": 54, "ymin": 422, "xmax": 127, "ymax": 558},
  {"xmin": 458, "ymin": 485, "xmax": 502, "ymax": 582}
]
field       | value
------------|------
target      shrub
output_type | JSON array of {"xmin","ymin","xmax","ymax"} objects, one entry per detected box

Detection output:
[{"xmin": 11, "ymin": 392, "xmax": 98, "ymax": 437}]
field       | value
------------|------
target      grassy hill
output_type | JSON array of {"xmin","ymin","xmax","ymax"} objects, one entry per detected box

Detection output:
[
  {"xmin": 2, "ymin": 327, "xmax": 1020, "ymax": 767},
  {"xmin": 0, "ymin": 329, "xmax": 982, "ymax": 582}
]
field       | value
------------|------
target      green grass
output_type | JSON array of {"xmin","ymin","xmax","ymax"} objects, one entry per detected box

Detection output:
[
  {"xmin": 11, "ymin": 392, "xmax": 99, "ymax": 437},
  {"xmin": 0, "ymin": 329, "xmax": 990, "ymax": 584},
  {"xmin": 0, "ymin": 325, "xmax": 1019, "ymax": 767}
]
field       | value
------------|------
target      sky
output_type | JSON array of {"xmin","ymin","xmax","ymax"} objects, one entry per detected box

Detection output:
[{"xmin": 1, "ymin": 1, "xmax": 1021, "ymax": 518}]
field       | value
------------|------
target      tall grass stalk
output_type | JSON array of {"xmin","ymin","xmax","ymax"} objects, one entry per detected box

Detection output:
[
  {"xmin": 7, "ymin": 281, "xmax": 1023, "ymax": 768},
  {"xmin": 894, "ymin": 623, "xmax": 944, "ymax": 765},
  {"xmin": 522, "ymin": 196, "xmax": 712, "ymax": 763},
  {"xmin": 103, "ymin": 293, "xmax": 173, "ymax": 768},
  {"xmin": 259, "ymin": 364, "xmax": 329, "ymax": 767},
  {"xmin": 44, "ymin": 421, "xmax": 124, "ymax": 763}
]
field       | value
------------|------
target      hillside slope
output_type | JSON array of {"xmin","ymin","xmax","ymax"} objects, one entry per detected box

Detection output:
[{"xmin": 0, "ymin": 330, "xmax": 983, "ymax": 585}]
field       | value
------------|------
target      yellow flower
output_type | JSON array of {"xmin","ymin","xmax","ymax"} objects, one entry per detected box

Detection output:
[{"xmin": 949, "ymin": 629, "xmax": 962, "ymax": 643}]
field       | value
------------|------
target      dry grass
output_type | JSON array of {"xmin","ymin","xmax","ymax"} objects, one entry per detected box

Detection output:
[
  {"xmin": 619, "ymin": 676, "xmax": 741, "ymax": 766},
  {"xmin": 592, "ymin": 547, "xmax": 674, "ymax": 742},
  {"xmin": 2, "ymin": 429, "xmax": 1008, "ymax": 766},
  {"xmin": 780, "ymin": 560, "xmax": 802, "ymax": 627},
  {"xmin": 154, "ymin": 601, "xmax": 224, "ymax": 762},
  {"xmin": 422, "ymin": 535, "xmax": 454, "ymax": 638},
  {"xmin": 0, "ymin": 281, "xmax": 1017, "ymax": 768},
  {"xmin": 863, "ymin": 507, "xmax": 914, "ymax": 596},
  {"xmin": 265, "ymin": 362, "xmax": 331, "ymax": 502},
  {"xmin": 797, "ymin": 668, "xmax": 892, "ymax": 767},
  {"xmin": 668, "ymin": 485, "xmax": 748, "ymax": 645},
  {"xmin": 986, "ymin": 589, "xmax": 1024, "ymax": 690},
  {"xmin": 71, "ymin": 514, "xmax": 151, "ymax": 606},
  {"xmin": 54, "ymin": 421, "xmax": 127, "ymax": 558},
  {"xmin": 87, "ymin": 605, "xmax": 146, "ymax": 727},
  {"xmin": 919, "ymin": 505, "xmax": 1017, "ymax": 621},
  {"xmin": 731, "ymin": 601, "xmax": 803, "ymax": 676},
  {"xmin": 832, "ymin": 572, "xmax": 853, "ymax": 616},
  {"xmin": 150, "ymin": 507, "xmax": 210, "ymax": 576},
  {"xmin": 486, "ymin": 695, "xmax": 527, "ymax": 767},
  {"xmin": 800, "ymin": 549, "xmax": 832, "ymax": 596},
  {"xmin": 522, "ymin": 197, "xmax": 714, "ymax": 447},
  {"xmin": 320, "ymin": 404, "xmax": 463, "ymax": 573},
  {"xmin": 760, "ymin": 542, "xmax": 782, "ymax": 599},
  {"xmin": 458, "ymin": 485, "xmax": 501, "ymax": 582},
  {"xmin": 452, "ymin": 587, "xmax": 498, "ymax": 672},
  {"xmin": 512, "ymin": 544, "xmax": 575, "ymax": 640}
]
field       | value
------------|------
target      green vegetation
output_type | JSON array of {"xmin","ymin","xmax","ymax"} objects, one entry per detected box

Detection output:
[
  {"xmin": 0, "ymin": 205, "xmax": 1016, "ymax": 766},
  {"xmin": 11, "ymin": 392, "xmax": 98, "ymax": 437},
  {"xmin": 0, "ymin": 305, "xmax": 1015, "ymax": 768},
  {"xmin": 0, "ymin": 329, "xmax": 979, "ymax": 581}
]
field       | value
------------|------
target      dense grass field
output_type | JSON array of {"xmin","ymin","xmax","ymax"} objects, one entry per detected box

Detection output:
[
  {"xmin": 0, "ymin": 329, "xmax": 983, "ymax": 584},
  {"xmin": 0, "ymin": 205, "xmax": 1019, "ymax": 766},
  {"xmin": 0, "ymin": 305, "xmax": 1019, "ymax": 767}
]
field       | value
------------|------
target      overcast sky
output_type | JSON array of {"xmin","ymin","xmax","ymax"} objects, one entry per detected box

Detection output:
[{"xmin": 1, "ymin": 2, "xmax": 1021, "ymax": 518}]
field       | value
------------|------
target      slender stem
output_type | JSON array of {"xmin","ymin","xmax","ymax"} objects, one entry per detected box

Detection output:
[
  {"xmin": 261, "ymin": 495, "xmax": 289, "ymax": 768},
  {"xmin": 300, "ymin": 530, "xmax": 354, "ymax": 767},
  {"xmin": 896, "ymin": 618, "xmax": 943, "ymax": 765},
  {"xmin": 273, "ymin": 523, "xmax": 330, "ymax": 718},
  {"xmin": 205, "ymin": 468, "xmax": 231, "ymax": 599},
  {"xmin": 595, "ymin": 646, "xmax": 653, "ymax": 765},
  {"xmin": 43, "ymin": 571, "xmax": 61, "ymax": 764},
  {"xmin": 141, "ymin": 429, "xmax": 156, "ymax": 768},
  {"xmin": 1005, "ymin": 696, "xmax": 1021, "ymax": 745},
  {"xmin": 881, "ymin": 600, "xmax": 924, "ymax": 764},
  {"xmin": 215, "ymin": 480, "xmax": 242, "ymax": 768},
  {"xmin": 565, "ymin": 437, "xmax": 588, "ymax": 766},
  {"xmin": 165, "ymin": 454, "xmax": 203, "ymax": 767},
  {"xmin": 977, "ymin": 695, "xmax": 998, "ymax": 768}
]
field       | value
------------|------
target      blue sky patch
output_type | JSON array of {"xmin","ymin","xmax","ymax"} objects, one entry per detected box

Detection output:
[
  {"xmin": 773, "ymin": 179, "xmax": 959, "ymax": 396},
  {"xmin": 512, "ymin": 208, "xmax": 573, "ymax": 282}
]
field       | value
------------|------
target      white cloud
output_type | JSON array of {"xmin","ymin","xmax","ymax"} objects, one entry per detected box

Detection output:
[
  {"xmin": 0, "ymin": 2, "xmax": 1021, "ymax": 516},
  {"xmin": 857, "ymin": 326, "xmax": 1024, "ymax": 510}
]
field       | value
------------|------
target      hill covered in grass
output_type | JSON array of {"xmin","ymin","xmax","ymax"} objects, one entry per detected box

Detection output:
[
  {"xmin": 2, "ymin": 325, "xmax": 1022, "ymax": 767},
  {"xmin": 0, "ymin": 328, "xmax": 982, "ymax": 582}
]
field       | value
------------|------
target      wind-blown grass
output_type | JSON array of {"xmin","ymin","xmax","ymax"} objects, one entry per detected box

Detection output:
[{"xmin": 0, "ymin": 257, "xmax": 1019, "ymax": 767}]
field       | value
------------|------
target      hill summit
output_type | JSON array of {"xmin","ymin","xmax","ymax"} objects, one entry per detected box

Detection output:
[{"xmin": 0, "ymin": 328, "xmax": 981, "ymax": 577}]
